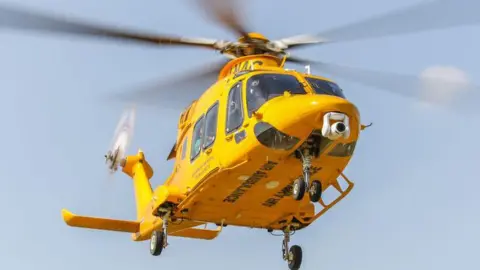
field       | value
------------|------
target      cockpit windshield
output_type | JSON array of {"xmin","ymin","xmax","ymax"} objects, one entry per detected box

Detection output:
[
  {"xmin": 246, "ymin": 73, "xmax": 306, "ymax": 116},
  {"xmin": 305, "ymin": 77, "xmax": 346, "ymax": 99}
]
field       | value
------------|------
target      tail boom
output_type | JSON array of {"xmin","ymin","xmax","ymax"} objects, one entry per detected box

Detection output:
[{"xmin": 122, "ymin": 150, "xmax": 154, "ymax": 221}]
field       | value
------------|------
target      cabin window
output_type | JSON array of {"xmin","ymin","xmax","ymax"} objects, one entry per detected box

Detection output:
[
  {"xmin": 181, "ymin": 136, "xmax": 188, "ymax": 160},
  {"xmin": 226, "ymin": 82, "xmax": 244, "ymax": 134},
  {"xmin": 246, "ymin": 73, "xmax": 306, "ymax": 117},
  {"xmin": 328, "ymin": 141, "xmax": 357, "ymax": 157},
  {"xmin": 203, "ymin": 102, "xmax": 219, "ymax": 149},
  {"xmin": 305, "ymin": 77, "xmax": 346, "ymax": 98},
  {"xmin": 190, "ymin": 116, "xmax": 205, "ymax": 161}
]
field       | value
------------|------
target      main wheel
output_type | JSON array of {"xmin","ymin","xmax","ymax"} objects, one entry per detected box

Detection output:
[
  {"xmin": 150, "ymin": 230, "xmax": 165, "ymax": 256},
  {"xmin": 287, "ymin": 245, "xmax": 303, "ymax": 270},
  {"xmin": 292, "ymin": 179, "xmax": 306, "ymax": 201},
  {"xmin": 309, "ymin": 180, "xmax": 322, "ymax": 202}
]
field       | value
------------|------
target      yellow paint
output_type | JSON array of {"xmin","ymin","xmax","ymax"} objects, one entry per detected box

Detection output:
[
  {"xmin": 218, "ymin": 55, "xmax": 282, "ymax": 79},
  {"xmin": 61, "ymin": 51, "xmax": 366, "ymax": 243},
  {"xmin": 238, "ymin": 32, "xmax": 269, "ymax": 42}
]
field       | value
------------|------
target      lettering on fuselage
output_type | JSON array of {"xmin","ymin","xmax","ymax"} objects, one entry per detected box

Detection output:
[
  {"xmin": 228, "ymin": 60, "xmax": 264, "ymax": 75},
  {"xmin": 192, "ymin": 156, "xmax": 214, "ymax": 179},
  {"xmin": 262, "ymin": 166, "xmax": 322, "ymax": 207},
  {"xmin": 223, "ymin": 160, "xmax": 278, "ymax": 203}
]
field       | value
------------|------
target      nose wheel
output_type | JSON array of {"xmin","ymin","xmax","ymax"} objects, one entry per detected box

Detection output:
[
  {"xmin": 282, "ymin": 227, "xmax": 302, "ymax": 270},
  {"xmin": 292, "ymin": 178, "xmax": 307, "ymax": 200},
  {"xmin": 308, "ymin": 180, "xmax": 322, "ymax": 202},
  {"xmin": 292, "ymin": 153, "xmax": 323, "ymax": 202}
]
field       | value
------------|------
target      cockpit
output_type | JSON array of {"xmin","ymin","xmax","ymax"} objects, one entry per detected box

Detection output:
[
  {"xmin": 244, "ymin": 73, "xmax": 346, "ymax": 117},
  {"xmin": 246, "ymin": 73, "xmax": 307, "ymax": 117}
]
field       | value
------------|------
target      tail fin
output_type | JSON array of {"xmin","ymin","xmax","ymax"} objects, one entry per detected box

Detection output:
[
  {"xmin": 61, "ymin": 151, "xmax": 155, "ymax": 234},
  {"xmin": 122, "ymin": 150, "xmax": 154, "ymax": 220}
]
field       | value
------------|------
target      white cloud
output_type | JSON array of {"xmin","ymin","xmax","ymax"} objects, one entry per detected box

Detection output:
[{"xmin": 415, "ymin": 65, "xmax": 470, "ymax": 111}]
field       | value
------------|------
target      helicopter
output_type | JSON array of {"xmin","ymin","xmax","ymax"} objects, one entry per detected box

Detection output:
[{"xmin": 1, "ymin": 0, "xmax": 479, "ymax": 269}]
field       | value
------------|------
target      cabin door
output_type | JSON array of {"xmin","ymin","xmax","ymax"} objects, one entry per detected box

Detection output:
[{"xmin": 223, "ymin": 81, "xmax": 249, "ymax": 161}]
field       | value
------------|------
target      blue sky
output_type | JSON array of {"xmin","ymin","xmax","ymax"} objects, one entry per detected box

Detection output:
[{"xmin": 1, "ymin": 0, "xmax": 479, "ymax": 269}]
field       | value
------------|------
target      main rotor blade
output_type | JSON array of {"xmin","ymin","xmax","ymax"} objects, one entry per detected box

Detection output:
[
  {"xmin": 279, "ymin": 0, "xmax": 480, "ymax": 48},
  {"xmin": 0, "ymin": 3, "xmax": 220, "ymax": 49},
  {"xmin": 107, "ymin": 59, "xmax": 229, "ymax": 109},
  {"xmin": 196, "ymin": 0, "xmax": 250, "ymax": 39},
  {"xmin": 289, "ymin": 57, "xmax": 479, "ymax": 113}
]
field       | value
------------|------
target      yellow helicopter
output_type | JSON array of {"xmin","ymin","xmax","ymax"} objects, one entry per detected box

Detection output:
[{"xmin": 1, "ymin": 0, "xmax": 479, "ymax": 269}]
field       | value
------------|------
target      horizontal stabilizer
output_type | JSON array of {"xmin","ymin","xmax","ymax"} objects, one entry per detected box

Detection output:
[
  {"xmin": 61, "ymin": 209, "xmax": 140, "ymax": 233},
  {"xmin": 169, "ymin": 226, "xmax": 222, "ymax": 240}
]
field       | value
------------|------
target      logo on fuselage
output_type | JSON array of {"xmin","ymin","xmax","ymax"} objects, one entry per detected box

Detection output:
[
  {"xmin": 228, "ymin": 60, "xmax": 264, "ymax": 75},
  {"xmin": 223, "ymin": 160, "xmax": 278, "ymax": 203},
  {"xmin": 262, "ymin": 166, "xmax": 322, "ymax": 207}
]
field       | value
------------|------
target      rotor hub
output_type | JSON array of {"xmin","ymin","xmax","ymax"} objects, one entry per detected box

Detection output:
[{"xmin": 238, "ymin": 32, "xmax": 269, "ymax": 42}]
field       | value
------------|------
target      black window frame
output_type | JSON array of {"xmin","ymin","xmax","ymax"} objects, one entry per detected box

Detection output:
[
  {"xmin": 190, "ymin": 115, "xmax": 205, "ymax": 162},
  {"xmin": 202, "ymin": 101, "xmax": 219, "ymax": 150},
  {"xmin": 305, "ymin": 77, "xmax": 346, "ymax": 98},
  {"xmin": 246, "ymin": 73, "xmax": 307, "ymax": 117},
  {"xmin": 225, "ymin": 81, "xmax": 245, "ymax": 135}
]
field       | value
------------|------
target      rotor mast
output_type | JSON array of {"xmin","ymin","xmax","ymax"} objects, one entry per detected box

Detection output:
[{"xmin": 216, "ymin": 32, "xmax": 287, "ymax": 79}]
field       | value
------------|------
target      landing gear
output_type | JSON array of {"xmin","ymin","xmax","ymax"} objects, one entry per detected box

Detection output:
[
  {"xmin": 308, "ymin": 180, "xmax": 322, "ymax": 203},
  {"xmin": 293, "ymin": 151, "xmax": 322, "ymax": 203},
  {"xmin": 288, "ymin": 246, "xmax": 303, "ymax": 270},
  {"xmin": 292, "ymin": 154, "xmax": 311, "ymax": 201},
  {"xmin": 282, "ymin": 228, "xmax": 302, "ymax": 270},
  {"xmin": 150, "ymin": 230, "xmax": 165, "ymax": 256},
  {"xmin": 292, "ymin": 178, "xmax": 306, "ymax": 201},
  {"xmin": 150, "ymin": 211, "xmax": 170, "ymax": 256}
]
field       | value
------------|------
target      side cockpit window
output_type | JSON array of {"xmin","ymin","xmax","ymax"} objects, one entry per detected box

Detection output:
[
  {"xmin": 190, "ymin": 116, "xmax": 205, "ymax": 161},
  {"xmin": 203, "ymin": 102, "xmax": 219, "ymax": 149},
  {"xmin": 226, "ymin": 82, "xmax": 244, "ymax": 134}
]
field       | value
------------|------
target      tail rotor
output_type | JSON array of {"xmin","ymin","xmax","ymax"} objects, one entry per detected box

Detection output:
[
  {"xmin": 105, "ymin": 106, "xmax": 136, "ymax": 174},
  {"xmin": 100, "ymin": 106, "xmax": 136, "ymax": 213}
]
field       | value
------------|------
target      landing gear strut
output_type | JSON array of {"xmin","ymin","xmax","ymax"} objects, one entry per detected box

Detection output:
[
  {"xmin": 282, "ymin": 227, "xmax": 302, "ymax": 270},
  {"xmin": 292, "ymin": 151, "xmax": 322, "ymax": 202},
  {"xmin": 149, "ymin": 212, "xmax": 170, "ymax": 256}
]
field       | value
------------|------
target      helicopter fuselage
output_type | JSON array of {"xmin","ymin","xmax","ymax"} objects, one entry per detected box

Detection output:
[{"xmin": 61, "ymin": 55, "xmax": 361, "ymax": 243}]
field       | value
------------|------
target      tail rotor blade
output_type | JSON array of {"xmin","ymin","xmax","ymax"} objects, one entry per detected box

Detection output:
[{"xmin": 105, "ymin": 105, "xmax": 136, "ymax": 174}]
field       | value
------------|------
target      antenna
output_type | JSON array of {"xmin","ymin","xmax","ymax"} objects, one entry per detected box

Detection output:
[{"xmin": 304, "ymin": 65, "xmax": 311, "ymax": 74}]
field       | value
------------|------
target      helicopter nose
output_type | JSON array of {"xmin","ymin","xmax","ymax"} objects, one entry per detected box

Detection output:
[{"xmin": 254, "ymin": 94, "xmax": 360, "ymax": 140}]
